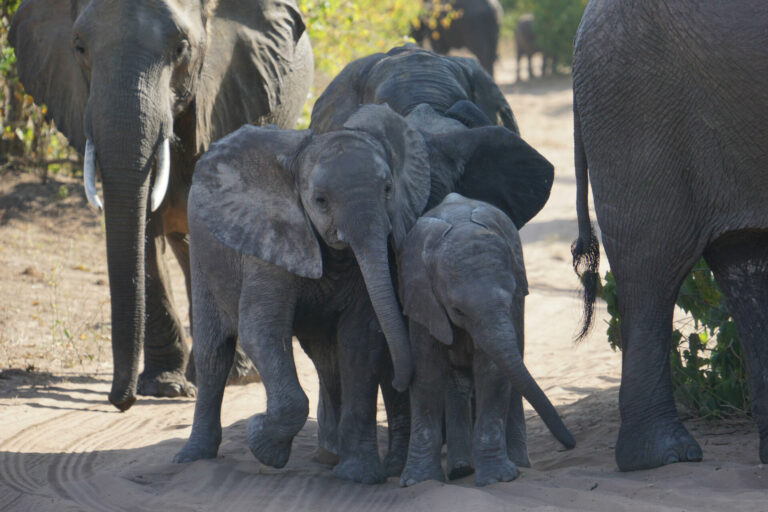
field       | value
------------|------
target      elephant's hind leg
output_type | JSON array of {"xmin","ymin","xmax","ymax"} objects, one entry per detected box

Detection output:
[
  {"xmin": 138, "ymin": 214, "xmax": 196, "ymax": 398},
  {"xmin": 174, "ymin": 274, "xmax": 237, "ymax": 463},
  {"xmin": 705, "ymin": 230, "xmax": 768, "ymax": 464},
  {"xmin": 609, "ymin": 240, "xmax": 703, "ymax": 471}
]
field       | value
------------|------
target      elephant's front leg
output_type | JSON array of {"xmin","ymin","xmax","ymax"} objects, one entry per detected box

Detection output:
[
  {"xmin": 239, "ymin": 279, "xmax": 307, "ymax": 469},
  {"xmin": 401, "ymin": 322, "xmax": 448, "ymax": 487},
  {"xmin": 332, "ymin": 300, "xmax": 387, "ymax": 484},
  {"xmin": 137, "ymin": 212, "xmax": 196, "ymax": 398},
  {"xmin": 472, "ymin": 349, "xmax": 518, "ymax": 487}
]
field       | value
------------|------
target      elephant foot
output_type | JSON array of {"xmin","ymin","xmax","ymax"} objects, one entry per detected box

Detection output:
[
  {"xmin": 246, "ymin": 414, "xmax": 295, "ymax": 468},
  {"xmin": 399, "ymin": 459, "xmax": 445, "ymax": 487},
  {"xmin": 108, "ymin": 389, "xmax": 137, "ymax": 412},
  {"xmin": 474, "ymin": 458, "xmax": 519, "ymax": 487},
  {"xmin": 312, "ymin": 446, "xmax": 339, "ymax": 466},
  {"xmin": 173, "ymin": 434, "xmax": 220, "ymax": 463},
  {"xmin": 333, "ymin": 456, "xmax": 387, "ymax": 484},
  {"xmin": 506, "ymin": 441, "xmax": 531, "ymax": 468},
  {"xmin": 227, "ymin": 348, "xmax": 261, "ymax": 386},
  {"xmin": 615, "ymin": 417, "xmax": 702, "ymax": 471},
  {"xmin": 446, "ymin": 458, "xmax": 474, "ymax": 480},
  {"xmin": 137, "ymin": 370, "xmax": 197, "ymax": 398}
]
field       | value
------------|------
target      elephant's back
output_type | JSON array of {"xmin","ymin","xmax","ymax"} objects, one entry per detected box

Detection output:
[
  {"xmin": 363, "ymin": 49, "xmax": 473, "ymax": 117},
  {"xmin": 575, "ymin": 0, "xmax": 768, "ymax": 240}
]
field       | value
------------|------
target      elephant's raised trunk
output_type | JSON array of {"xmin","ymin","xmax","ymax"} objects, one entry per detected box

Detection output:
[
  {"xmin": 348, "ymin": 229, "xmax": 414, "ymax": 392},
  {"xmin": 479, "ymin": 322, "xmax": 576, "ymax": 449}
]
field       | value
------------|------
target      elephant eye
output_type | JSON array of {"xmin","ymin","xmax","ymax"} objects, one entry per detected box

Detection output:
[
  {"xmin": 384, "ymin": 183, "xmax": 392, "ymax": 198},
  {"xmin": 175, "ymin": 40, "xmax": 190, "ymax": 60},
  {"xmin": 73, "ymin": 38, "xmax": 86, "ymax": 55},
  {"xmin": 315, "ymin": 196, "xmax": 328, "ymax": 209}
]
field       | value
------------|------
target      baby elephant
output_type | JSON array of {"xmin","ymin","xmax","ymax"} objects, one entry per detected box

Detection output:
[{"xmin": 398, "ymin": 193, "xmax": 575, "ymax": 487}]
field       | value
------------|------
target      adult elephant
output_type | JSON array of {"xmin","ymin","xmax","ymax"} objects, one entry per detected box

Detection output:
[
  {"xmin": 572, "ymin": 0, "xmax": 768, "ymax": 471},
  {"xmin": 10, "ymin": 0, "xmax": 313, "ymax": 411},
  {"xmin": 410, "ymin": 0, "xmax": 502, "ymax": 77}
]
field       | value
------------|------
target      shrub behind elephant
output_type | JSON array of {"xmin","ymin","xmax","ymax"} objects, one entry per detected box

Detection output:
[
  {"xmin": 10, "ymin": 0, "xmax": 313, "ymax": 409},
  {"xmin": 411, "ymin": 0, "xmax": 502, "ymax": 77},
  {"xmin": 398, "ymin": 194, "xmax": 575, "ymax": 487},
  {"xmin": 175, "ymin": 103, "xmax": 554, "ymax": 483},
  {"xmin": 572, "ymin": 0, "xmax": 768, "ymax": 471}
]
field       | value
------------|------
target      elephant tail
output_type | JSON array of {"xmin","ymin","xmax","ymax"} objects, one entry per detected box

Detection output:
[{"xmin": 571, "ymin": 106, "xmax": 599, "ymax": 342}]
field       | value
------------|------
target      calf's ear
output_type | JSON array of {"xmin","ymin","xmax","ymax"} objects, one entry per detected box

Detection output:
[
  {"xmin": 190, "ymin": 125, "xmax": 322, "ymax": 279},
  {"xmin": 433, "ymin": 126, "xmax": 554, "ymax": 229}
]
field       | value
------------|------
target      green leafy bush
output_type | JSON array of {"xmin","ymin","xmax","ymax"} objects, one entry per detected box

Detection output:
[
  {"xmin": 598, "ymin": 260, "xmax": 749, "ymax": 418},
  {"xmin": 298, "ymin": 0, "xmax": 420, "ymax": 77}
]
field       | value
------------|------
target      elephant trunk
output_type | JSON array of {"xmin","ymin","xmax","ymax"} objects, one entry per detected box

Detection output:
[
  {"xmin": 87, "ymin": 63, "xmax": 173, "ymax": 410},
  {"xmin": 479, "ymin": 321, "xmax": 576, "ymax": 449},
  {"xmin": 347, "ymin": 225, "xmax": 414, "ymax": 392}
]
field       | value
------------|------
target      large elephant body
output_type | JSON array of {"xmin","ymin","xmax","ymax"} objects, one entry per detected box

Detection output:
[
  {"xmin": 572, "ymin": 0, "xmax": 768, "ymax": 471},
  {"xmin": 10, "ymin": 0, "xmax": 313, "ymax": 410},
  {"xmin": 176, "ymin": 49, "xmax": 553, "ymax": 484},
  {"xmin": 411, "ymin": 0, "xmax": 502, "ymax": 77}
]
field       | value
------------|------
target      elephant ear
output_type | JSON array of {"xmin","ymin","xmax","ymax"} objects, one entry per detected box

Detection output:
[
  {"xmin": 398, "ymin": 217, "xmax": 454, "ymax": 345},
  {"xmin": 196, "ymin": 0, "xmax": 307, "ymax": 151},
  {"xmin": 9, "ymin": 0, "xmax": 89, "ymax": 153},
  {"xmin": 429, "ymin": 125, "xmax": 554, "ymax": 229},
  {"xmin": 343, "ymin": 104, "xmax": 431, "ymax": 248},
  {"xmin": 466, "ymin": 200, "xmax": 529, "ymax": 296},
  {"xmin": 190, "ymin": 125, "xmax": 322, "ymax": 278},
  {"xmin": 454, "ymin": 56, "xmax": 519, "ymax": 132}
]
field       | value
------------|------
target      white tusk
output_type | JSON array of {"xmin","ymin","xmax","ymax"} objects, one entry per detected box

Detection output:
[
  {"xmin": 84, "ymin": 139, "xmax": 103, "ymax": 211},
  {"xmin": 150, "ymin": 138, "xmax": 170, "ymax": 212}
]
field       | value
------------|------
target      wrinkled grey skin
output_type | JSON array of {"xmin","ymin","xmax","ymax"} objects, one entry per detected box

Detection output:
[
  {"xmin": 174, "ymin": 103, "xmax": 555, "ymax": 484},
  {"xmin": 10, "ymin": 0, "xmax": 313, "ymax": 410},
  {"xmin": 398, "ymin": 194, "xmax": 574, "ymax": 487},
  {"xmin": 572, "ymin": 0, "xmax": 768, "ymax": 472},
  {"xmin": 514, "ymin": 13, "xmax": 551, "ymax": 81},
  {"xmin": 411, "ymin": 0, "xmax": 502, "ymax": 77},
  {"xmin": 311, "ymin": 45, "xmax": 517, "ymax": 135},
  {"xmin": 308, "ymin": 46, "xmax": 552, "ymax": 470}
]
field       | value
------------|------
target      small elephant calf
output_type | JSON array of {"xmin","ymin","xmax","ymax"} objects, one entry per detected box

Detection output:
[{"xmin": 398, "ymin": 193, "xmax": 575, "ymax": 487}]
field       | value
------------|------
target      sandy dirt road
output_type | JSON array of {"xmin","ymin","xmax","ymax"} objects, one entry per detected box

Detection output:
[{"xmin": 0, "ymin": 54, "xmax": 766, "ymax": 511}]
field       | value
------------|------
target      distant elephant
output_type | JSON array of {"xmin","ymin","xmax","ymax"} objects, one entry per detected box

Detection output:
[
  {"xmin": 10, "ymin": 0, "xmax": 313, "ymax": 410},
  {"xmin": 410, "ymin": 0, "xmax": 502, "ymax": 78},
  {"xmin": 572, "ymin": 0, "xmax": 768, "ymax": 471},
  {"xmin": 398, "ymin": 193, "xmax": 574, "ymax": 487},
  {"xmin": 173, "ymin": 102, "xmax": 554, "ymax": 484},
  {"xmin": 514, "ymin": 13, "xmax": 551, "ymax": 81}
]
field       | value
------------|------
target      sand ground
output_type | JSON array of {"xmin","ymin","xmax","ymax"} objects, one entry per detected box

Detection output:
[{"xmin": 1, "ymin": 53, "xmax": 766, "ymax": 511}]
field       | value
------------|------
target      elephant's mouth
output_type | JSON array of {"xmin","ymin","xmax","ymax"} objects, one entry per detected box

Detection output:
[
  {"xmin": 83, "ymin": 137, "xmax": 171, "ymax": 213},
  {"xmin": 325, "ymin": 227, "xmax": 348, "ymax": 250}
]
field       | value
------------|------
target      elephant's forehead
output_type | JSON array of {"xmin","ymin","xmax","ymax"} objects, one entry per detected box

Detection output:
[{"xmin": 79, "ymin": 0, "xmax": 199, "ymax": 43}]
